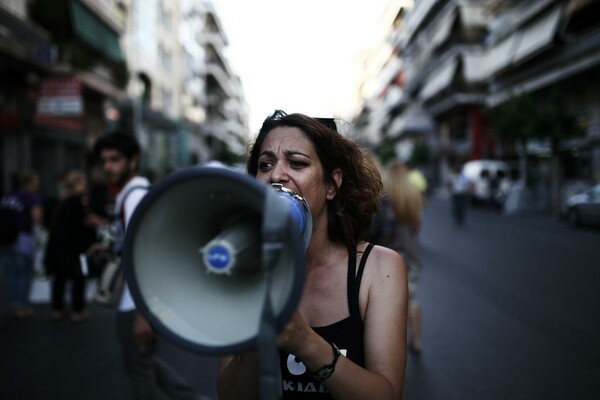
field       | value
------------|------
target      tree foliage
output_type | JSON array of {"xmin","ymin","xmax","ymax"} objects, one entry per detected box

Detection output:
[
  {"xmin": 375, "ymin": 141, "xmax": 396, "ymax": 166},
  {"xmin": 536, "ymin": 88, "xmax": 585, "ymax": 143},
  {"xmin": 409, "ymin": 139, "xmax": 430, "ymax": 167},
  {"xmin": 491, "ymin": 87, "xmax": 585, "ymax": 213},
  {"xmin": 492, "ymin": 93, "xmax": 539, "ymax": 141},
  {"xmin": 492, "ymin": 89, "xmax": 584, "ymax": 143}
]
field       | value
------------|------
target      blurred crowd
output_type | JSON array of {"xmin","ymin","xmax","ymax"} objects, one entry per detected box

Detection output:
[{"xmin": 0, "ymin": 167, "xmax": 117, "ymax": 321}]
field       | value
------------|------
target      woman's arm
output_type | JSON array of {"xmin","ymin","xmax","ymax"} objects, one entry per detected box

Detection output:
[
  {"xmin": 217, "ymin": 246, "xmax": 407, "ymax": 400},
  {"xmin": 278, "ymin": 246, "xmax": 408, "ymax": 400}
]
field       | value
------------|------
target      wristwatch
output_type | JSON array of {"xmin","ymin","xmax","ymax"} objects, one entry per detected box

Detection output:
[{"xmin": 308, "ymin": 342, "xmax": 341, "ymax": 382}]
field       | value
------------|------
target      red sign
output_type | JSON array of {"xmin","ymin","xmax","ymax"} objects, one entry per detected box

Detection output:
[
  {"xmin": 34, "ymin": 77, "xmax": 83, "ymax": 132},
  {"xmin": 36, "ymin": 77, "xmax": 82, "ymax": 116}
]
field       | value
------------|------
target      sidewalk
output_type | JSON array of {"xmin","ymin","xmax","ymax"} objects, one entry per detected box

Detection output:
[{"xmin": 0, "ymin": 274, "xmax": 219, "ymax": 400}]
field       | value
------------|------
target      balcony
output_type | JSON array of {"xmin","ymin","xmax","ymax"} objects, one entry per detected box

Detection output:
[{"xmin": 206, "ymin": 64, "xmax": 232, "ymax": 97}]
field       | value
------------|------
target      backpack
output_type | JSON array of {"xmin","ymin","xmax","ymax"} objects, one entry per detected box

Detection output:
[
  {"xmin": 94, "ymin": 184, "xmax": 149, "ymax": 308},
  {"xmin": 0, "ymin": 195, "xmax": 22, "ymax": 245}
]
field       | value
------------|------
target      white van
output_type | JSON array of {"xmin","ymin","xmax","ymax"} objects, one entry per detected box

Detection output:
[{"xmin": 462, "ymin": 160, "xmax": 512, "ymax": 205}]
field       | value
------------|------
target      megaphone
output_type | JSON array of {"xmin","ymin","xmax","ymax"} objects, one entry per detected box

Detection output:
[{"xmin": 122, "ymin": 165, "xmax": 311, "ymax": 357}]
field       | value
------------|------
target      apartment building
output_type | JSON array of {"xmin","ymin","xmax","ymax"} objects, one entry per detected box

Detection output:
[
  {"xmin": 0, "ymin": 0, "xmax": 248, "ymax": 197},
  {"xmin": 354, "ymin": 0, "xmax": 600, "ymax": 190},
  {"xmin": 484, "ymin": 0, "xmax": 600, "ymax": 184},
  {"xmin": 0, "ymin": 0, "xmax": 128, "ymax": 196},
  {"xmin": 180, "ymin": 0, "xmax": 248, "ymax": 164}
]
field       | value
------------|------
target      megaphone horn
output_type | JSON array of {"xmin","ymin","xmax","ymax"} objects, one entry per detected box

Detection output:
[{"xmin": 123, "ymin": 166, "xmax": 310, "ymax": 356}]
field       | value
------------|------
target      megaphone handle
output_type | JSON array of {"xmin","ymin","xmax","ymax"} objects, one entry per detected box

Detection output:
[
  {"xmin": 257, "ymin": 189, "xmax": 289, "ymax": 399},
  {"xmin": 258, "ymin": 285, "xmax": 282, "ymax": 400}
]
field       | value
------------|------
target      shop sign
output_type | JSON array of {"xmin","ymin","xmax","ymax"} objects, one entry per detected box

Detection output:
[{"xmin": 36, "ymin": 77, "xmax": 82, "ymax": 116}]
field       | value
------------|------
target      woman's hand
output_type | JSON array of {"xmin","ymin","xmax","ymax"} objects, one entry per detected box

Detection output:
[
  {"xmin": 276, "ymin": 311, "xmax": 334, "ymax": 376},
  {"xmin": 276, "ymin": 311, "xmax": 313, "ymax": 355}
]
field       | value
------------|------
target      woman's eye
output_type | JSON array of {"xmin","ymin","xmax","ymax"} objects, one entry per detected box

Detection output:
[
  {"xmin": 258, "ymin": 161, "xmax": 273, "ymax": 171},
  {"xmin": 290, "ymin": 161, "xmax": 307, "ymax": 169}
]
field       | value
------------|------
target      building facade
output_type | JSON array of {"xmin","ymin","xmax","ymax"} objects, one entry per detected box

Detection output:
[
  {"xmin": 0, "ymin": 0, "xmax": 248, "ymax": 200},
  {"xmin": 1, "ymin": 0, "xmax": 128, "ymax": 198},
  {"xmin": 354, "ymin": 0, "xmax": 600, "ymax": 199},
  {"xmin": 180, "ymin": 0, "xmax": 248, "ymax": 166}
]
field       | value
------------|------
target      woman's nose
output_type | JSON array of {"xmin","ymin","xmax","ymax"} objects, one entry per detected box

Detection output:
[{"xmin": 270, "ymin": 162, "xmax": 288, "ymax": 183}]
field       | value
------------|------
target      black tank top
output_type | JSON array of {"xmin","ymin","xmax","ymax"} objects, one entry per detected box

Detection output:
[{"xmin": 279, "ymin": 243, "xmax": 375, "ymax": 398}]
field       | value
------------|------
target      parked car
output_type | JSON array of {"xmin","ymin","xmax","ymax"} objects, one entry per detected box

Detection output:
[
  {"xmin": 462, "ymin": 160, "xmax": 512, "ymax": 206},
  {"xmin": 566, "ymin": 183, "xmax": 600, "ymax": 228}
]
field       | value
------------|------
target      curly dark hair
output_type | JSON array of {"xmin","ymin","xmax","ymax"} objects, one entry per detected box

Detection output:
[
  {"xmin": 247, "ymin": 110, "xmax": 382, "ymax": 252},
  {"xmin": 92, "ymin": 130, "xmax": 141, "ymax": 171}
]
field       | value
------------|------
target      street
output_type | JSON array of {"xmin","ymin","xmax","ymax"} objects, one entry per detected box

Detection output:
[
  {"xmin": 1, "ymin": 196, "xmax": 598, "ymax": 399},
  {"xmin": 404, "ymin": 196, "xmax": 600, "ymax": 399}
]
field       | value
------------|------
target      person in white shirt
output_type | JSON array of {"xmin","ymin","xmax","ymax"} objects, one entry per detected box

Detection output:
[
  {"xmin": 93, "ymin": 131, "xmax": 199, "ymax": 400},
  {"xmin": 446, "ymin": 163, "xmax": 473, "ymax": 227}
]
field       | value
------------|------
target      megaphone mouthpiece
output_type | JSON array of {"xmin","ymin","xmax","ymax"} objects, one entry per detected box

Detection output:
[
  {"xmin": 199, "ymin": 214, "xmax": 261, "ymax": 275},
  {"xmin": 271, "ymin": 184, "xmax": 312, "ymax": 251}
]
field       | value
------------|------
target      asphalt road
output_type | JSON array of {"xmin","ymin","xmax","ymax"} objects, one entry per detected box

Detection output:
[
  {"xmin": 403, "ymin": 196, "xmax": 600, "ymax": 400},
  {"xmin": 1, "ymin": 196, "xmax": 598, "ymax": 399}
]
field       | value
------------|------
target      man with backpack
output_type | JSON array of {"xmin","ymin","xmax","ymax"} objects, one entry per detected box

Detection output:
[
  {"xmin": 93, "ymin": 131, "xmax": 199, "ymax": 400},
  {"xmin": 0, "ymin": 171, "xmax": 42, "ymax": 319}
]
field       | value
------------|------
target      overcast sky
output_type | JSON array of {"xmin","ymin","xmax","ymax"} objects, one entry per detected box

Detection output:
[{"xmin": 212, "ymin": 0, "xmax": 390, "ymax": 134}]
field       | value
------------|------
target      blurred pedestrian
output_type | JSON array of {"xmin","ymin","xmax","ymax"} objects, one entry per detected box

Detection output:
[
  {"xmin": 406, "ymin": 161, "xmax": 428, "ymax": 205},
  {"xmin": 42, "ymin": 172, "xmax": 67, "ymax": 229},
  {"xmin": 93, "ymin": 131, "xmax": 200, "ymax": 400},
  {"xmin": 44, "ymin": 170, "xmax": 108, "ymax": 322},
  {"xmin": 0, "ymin": 171, "xmax": 43, "ymax": 319},
  {"xmin": 446, "ymin": 163, "xmax": 472, "ymax": 227},
  {"xmin": 381, "ymin": 161, "xmax": 425, "ymax": 355}
]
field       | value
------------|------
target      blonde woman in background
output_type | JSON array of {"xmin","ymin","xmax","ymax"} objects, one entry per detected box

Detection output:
[{"xmin": 382, "ymin": 161, "xmax": 424, "ymax": 355}]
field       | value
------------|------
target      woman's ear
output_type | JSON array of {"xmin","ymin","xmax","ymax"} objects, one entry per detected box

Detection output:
[{"xmin": 327, "ymin": 169, "xmax": 343, "ymax": 200}]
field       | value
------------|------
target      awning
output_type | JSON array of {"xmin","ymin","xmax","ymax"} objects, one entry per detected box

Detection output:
[
  {"xmin": 372, "ymin": 57, "xmax": 403, "ymax": 97},
  {"xmin": 512, "ymin": 4, "xmax": 562, "ymax": 64},
  {"xmin": 462, "ymin": 51, "xmax": 490, "ymax": 83},
  {"xmin": 386, "ymin": 108, "xmax": 435, "ymax": 139},
  {"xmin": 405, "ymin": 0, "xmax": 439, "ymax": 45},
  {"xmin": 469, "ymin": 4, "xmax": 562, "ymax": 80},
  {"xmin": 77, "ymin": 70, "xmax": 126, "ymax": 99},
  {"xmin": 487, "ymin": 49, "xmax": 600, "ymax": 107},
  {"xmin": 419, "ymin": 58, "xmax": 458, "ymax": 101},
  {"xmin": 428, "ymin": 8, "xmax": 456, "ymax": 51},
  {"xmin": 387, "ymin": 115, "xmax": 406, "ymax": 138},
  {"xmin": 69, "ymin": 0, "xmax": 124, "ymax": 64},
  {"xmin": 206, "ymin": 64, "xmax": 233, "ymax": 97},
  {"xmin": 477, "ymin": 32, "xmax": 519, "ymax": 78},
  {"xmin": 402, "ymin": 109, "xmax": 435, "ymax": 134},
  {"xmin": 459, "ymin": 5, "xmax": 488, "ymax": 27}
]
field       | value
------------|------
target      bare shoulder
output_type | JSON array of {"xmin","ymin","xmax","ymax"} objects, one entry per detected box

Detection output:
[
  {"xmin": 359, "ymin": 243, "xmax": 407, "ymax": 294},
  {"xmin": 357, "ymin": 243, "xmax": 407, "ymax": 329},
  {"xmin": 365, "ymin": 244, "xmax": 406, "ymax": 275}
]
